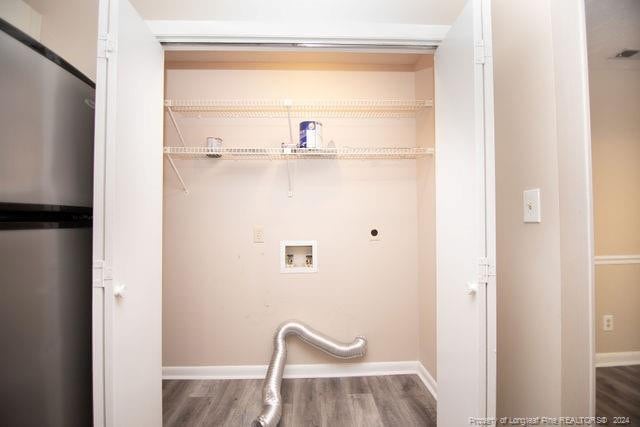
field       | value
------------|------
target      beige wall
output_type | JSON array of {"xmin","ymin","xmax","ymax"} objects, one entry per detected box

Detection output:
[
  {"xmin": 22, "ymin": 0, "xmax": 98, "ymax": 81},
  {"xmin": 494, "ymin": 0, "xmax": 593, "ymax": 419},
  {"xmin": 34, "ymin": 0, "xmax": 98, "ymax": 81},
  {"xmin": 587, "ymin": 0, "xmax": 640, "ymax": 355},
  {"xmin": 595, "ymin": 265, "xmax": 640, "ymax": 352},
  {"xmin": 0, "ymin": 0, "xmax": 42, "ymax": 39},
  {"xmin": 162, "ymin": 62, "xmax": 435, "ymax": 367}
]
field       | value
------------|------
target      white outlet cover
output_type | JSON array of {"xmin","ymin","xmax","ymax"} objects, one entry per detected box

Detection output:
[
  {"xmin": 523, "ymin": 188, "xmax": 541, "ymax": 223},
  {"xmin": 603, "ymin": 314, "xmax": 614, "ymax": 331}
]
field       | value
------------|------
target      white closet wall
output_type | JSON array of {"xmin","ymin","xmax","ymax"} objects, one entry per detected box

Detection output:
[{"xmin": 162, "ymin": 56, "xmax": 435, "ymax": 366}]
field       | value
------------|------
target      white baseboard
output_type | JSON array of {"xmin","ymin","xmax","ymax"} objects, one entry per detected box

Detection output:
[
  {"xmin": 415, "ymin": 362, "xmax": 438, "ymax": 399},
  {"xmin": 595, "ymin": 351, "xmax": 640, "ymax": 367},
  {"xmin": 163, "ymin": 360, "xmax": 437, "ymax": 399}
]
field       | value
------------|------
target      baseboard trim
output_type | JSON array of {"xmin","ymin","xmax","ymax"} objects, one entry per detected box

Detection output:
[
  {"xmin": 415, "ymin": 362, "xmax": 438, "ymax": 399},
  {"xmin": 595, "ymin": 351, "xmax": 640, "ymax": 367},
  {"xmin": 163, "ymin": 361, "xmax": 437, "ymax": 398},
  {"xmin": 594, "ymin": 255, "xmax": 640, "ymax": 265}
]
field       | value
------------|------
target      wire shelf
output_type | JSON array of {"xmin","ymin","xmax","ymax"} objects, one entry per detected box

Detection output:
[
  {"xmin": 164, "ymin": 146, "xmax": 434, "ymax": 160},
  {"xmin": 164, "ymin": 99, "xmax": 433, "ymax": 118}
]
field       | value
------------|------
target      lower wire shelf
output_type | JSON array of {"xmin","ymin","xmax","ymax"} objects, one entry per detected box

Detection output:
[{"xmin": 163, "ymin": 146, "xmax": 434, "ymax": 160}]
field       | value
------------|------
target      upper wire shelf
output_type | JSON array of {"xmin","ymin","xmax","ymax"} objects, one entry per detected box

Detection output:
[
  {"xmin": 164, "ymin": 146, "xmax": 434, "ymax": 160},
  {"xmin": 164, "ymin": 99, "xmax": 433, "ymax": 118}
]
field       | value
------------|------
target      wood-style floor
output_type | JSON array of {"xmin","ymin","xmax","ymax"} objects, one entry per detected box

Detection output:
[
  {"xmin": 163, "ymin": 375, "xmax": 437, "ymax": 426},
  {"xmin": 596, "ymin": 365, "xmax": 640, "ymax": 425}
]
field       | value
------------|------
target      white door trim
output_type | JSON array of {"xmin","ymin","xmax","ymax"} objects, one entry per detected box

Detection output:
[
  {"xmin": 92, "ymin": 0, "xmax": 118, "ymax": 426},
  {"xmin": 478, "ymin": 0, "xmax": 497, "ymax": 419},
  {"xmin": 146, "ymin": 20, "xmax": 450, "ymax": 49}
]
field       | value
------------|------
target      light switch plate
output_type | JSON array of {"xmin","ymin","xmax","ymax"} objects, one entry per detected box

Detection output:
[{"xmin": 523, "ymin": 189, "xmax": 541, "ymax": 223}]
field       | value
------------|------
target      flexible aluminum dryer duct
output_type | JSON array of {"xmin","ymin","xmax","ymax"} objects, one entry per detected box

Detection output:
[{"xmin": 252, "ymin": 320, "xmax": 367, "ymax": 427}]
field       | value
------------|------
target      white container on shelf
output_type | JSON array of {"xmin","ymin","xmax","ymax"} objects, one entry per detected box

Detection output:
[
  {"xmin": 299, "ymin": 121, "xmax": 322, "ymax": 148},
  {"xmin": 206, "ymin": 137, "xmax": 223, "ymax": 158}
]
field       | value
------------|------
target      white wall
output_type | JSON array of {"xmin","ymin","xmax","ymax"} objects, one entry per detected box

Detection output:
[
  {"xmin": 494, "ymin": 0, "xmax": 563, "ymax": 417},
  {"xmin": 549, "ymin": 0, "xmax": 594, "ymax": 417},
  {"xmin": 493, "ymin": 0, "xmax": 593, "ymax": 419},
  {"xmin": 9, "ymin": 0, "xmax": 466, "ymax": 87},
  {"xmin": 131, "ymin": 0, "xmax": 464, "ymax": 25}
]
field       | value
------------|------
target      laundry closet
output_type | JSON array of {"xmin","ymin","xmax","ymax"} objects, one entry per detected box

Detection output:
[
  {"xmin": 91, "ymin": 1, "xmax": 496, "ymax": 426},
  {"xmin": 162, "ymin": 50, "xmax": 436, "ymax": 369}
]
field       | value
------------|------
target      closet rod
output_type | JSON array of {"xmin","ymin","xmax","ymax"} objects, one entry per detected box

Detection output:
[{"xmin": 162, "ymin": 42, "xmax": 436, "ymax": 54}]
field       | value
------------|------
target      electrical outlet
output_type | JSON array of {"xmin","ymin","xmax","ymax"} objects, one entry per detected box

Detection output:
[
  {"xmin": 603, "ymin": 314, "xmax": 614, "ymax": 332},
  {"xmin": 253, "ymin": 226, "xmax": 264, "ymax": 243}
]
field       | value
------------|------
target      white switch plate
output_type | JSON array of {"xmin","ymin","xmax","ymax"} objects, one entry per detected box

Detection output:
[
  {"xmin": 253, "ymin": 225, "xmax": 264, "ymax": 243},
  {"xmin": 603, "ymin": 314, "xmax": 614, "ymax": 331},
  {"xmin": 523, "ymin": 188, "xmax": 541, "ymax": 223}
]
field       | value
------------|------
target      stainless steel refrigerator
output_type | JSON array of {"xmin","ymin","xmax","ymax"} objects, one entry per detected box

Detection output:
[{"xmin": 0, "ymin": 18, "xmax": 94, "ymax": 427}]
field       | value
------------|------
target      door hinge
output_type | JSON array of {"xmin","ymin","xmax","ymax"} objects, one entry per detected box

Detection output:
[
  {"xmin": 98, "ymin": 33, "xmax": 116, "ymax": 59},
  {"xmin": 477, "ymin": 257, "xmax": 496, "ymax": 284},
  {"xmin": 93, "ymin": 259, "xmax": 113, "ymax": 288},
  {"xmin": 475, "ymin": 40, "xmax": 491, "ymax": 65}
]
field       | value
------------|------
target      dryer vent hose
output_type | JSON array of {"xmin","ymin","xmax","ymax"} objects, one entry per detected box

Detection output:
[{"xmin": 252, "ymin": 320, "xmax": 367, "ymax": 427}]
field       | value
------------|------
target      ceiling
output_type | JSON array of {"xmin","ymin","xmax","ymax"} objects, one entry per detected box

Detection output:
[
  {"xmin": 25, "ymin": 0, "xmax": 465, "ymax": 27},
  {"xmin": 586, "ymin": 0, "xmax": 640, "ymax": 69}
]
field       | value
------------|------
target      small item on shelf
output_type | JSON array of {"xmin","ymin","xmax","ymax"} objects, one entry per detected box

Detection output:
[
  {"xmin": 299, "ymin": 121, "xmax": 323, "ymax": 149},
  {"xmin": 286, "ymin": 254, "xmax": 294, "ymax": 267},
  {"xmin": 206, "ymin": 137, "xmax": 223, "ymax": 158},
  {"xmin": 305, "ymin": 255, "xmax": 313, "ymax": 267},
  {"xmin": 281, "ymin": 142, "xmax": 293, "ymax": 154}
]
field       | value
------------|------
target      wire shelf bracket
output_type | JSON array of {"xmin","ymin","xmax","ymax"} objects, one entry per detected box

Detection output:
[{"xmin": 165, "ymin": 105, "xmax": 189, "ymax": 193}]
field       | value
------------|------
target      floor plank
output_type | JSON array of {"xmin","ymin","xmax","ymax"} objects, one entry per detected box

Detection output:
[
  {"xmin": 362, "ymin": 376, "xmax": 419, "ymax": 427},
  {"xmin": 596, "ymin": 365, "xmax": 640, "ymax": 426},
  {"xmin": 314, "ymin": 378, "xmax": 352, "ymax": 427},
  {"xmin": 163, "ymin": 374, "xmax": 437, "ymax": 427},
  {"xmin": 349, "ymin": 393, "xmax": 384, "ymax": 427},
  {"xmin": 291, "ymin": 378, "xmax": 324, "ymax": 427},
  {"xmin": 163, "ymin": 380, "xmax": 196, "ymax": 426}
]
